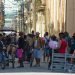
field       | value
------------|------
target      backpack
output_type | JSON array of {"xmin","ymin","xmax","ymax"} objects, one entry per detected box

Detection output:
[{"xmin": 45, "ymin": 37, "xmax": 49, "ymax": 48}]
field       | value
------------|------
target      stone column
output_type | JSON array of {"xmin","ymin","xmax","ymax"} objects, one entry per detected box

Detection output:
[
  {"xmin": 32, "ymin": 0, "xmax": 36, "ymax": 32},
  {"xmin": 54, "ymin": 0, "xmax": 57, "ymax": 33}
]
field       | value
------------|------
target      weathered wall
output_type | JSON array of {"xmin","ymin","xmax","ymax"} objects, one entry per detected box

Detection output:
[{"xmin": 66, "ymin": 0, "xmax": 75, "ymax": 36}]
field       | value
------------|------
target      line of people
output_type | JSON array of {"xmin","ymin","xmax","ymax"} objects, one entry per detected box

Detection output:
[{"xmin": 0, "ymin": 31, "xmax": 75, "ymax": 70}]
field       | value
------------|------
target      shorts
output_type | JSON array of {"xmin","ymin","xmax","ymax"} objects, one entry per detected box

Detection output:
[
  {"xmin": 33, "ymin": 49, "xmax": 42, "ymax": 59},
  {"xmin": 44, "ymin": 48, "xmax": 52, "ymax": 57}
]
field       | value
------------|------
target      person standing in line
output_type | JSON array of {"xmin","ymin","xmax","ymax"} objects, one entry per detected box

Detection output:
[
  {"xmin": 29, "ymin": 31, "xmax": 35, "ymax": 67},
  {"xmin": 27, "ymin": 34, "xmax": 33, "ymax": 62},
  {"xmin": 70, "ymin": 33, "xmax": 75, "ymax": 64},
  {"xmin": 48, "ymin": 35, "xmax": 59, "ymax": 70},
  {"xmin": 58, "ymin": 32, "xmax": 67, "ymax": 54},
  {"xmin": 24, "ymin": 34, "xmax": 30, "ymax": 62},
  {"xmin": 17, "ymin": 32, "xmax": 25, "ymax": 67},
  {"xmin": 33, "ymin": 32, "xmax": 43, "ymax": 67},
  {"xmin": 44, "ymin": 32, "xmax": 49, "ymax": 62},
  {"xmin": 64, "ymin": 32, "xmax": 71, "ymax": 53}
]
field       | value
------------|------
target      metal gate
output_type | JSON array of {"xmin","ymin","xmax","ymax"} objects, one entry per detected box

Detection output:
[{"xmin": 51, "ymin": 49, "xmax": 75, "ymax": 72}]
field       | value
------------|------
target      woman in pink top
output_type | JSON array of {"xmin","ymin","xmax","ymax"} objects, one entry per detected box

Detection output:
[{"xmin": 59, "ymin": 32, "xmax": 67, "ymax": 53}]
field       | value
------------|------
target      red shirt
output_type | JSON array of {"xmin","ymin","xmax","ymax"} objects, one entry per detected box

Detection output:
[{"xmin": 59, "ymin": 39, "xmax": 67, "ymax": 53}]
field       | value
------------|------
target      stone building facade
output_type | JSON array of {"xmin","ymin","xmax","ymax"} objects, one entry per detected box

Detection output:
[{"xmin": 25, "ymin": 0, "xmax": 75, "ymax": 36}]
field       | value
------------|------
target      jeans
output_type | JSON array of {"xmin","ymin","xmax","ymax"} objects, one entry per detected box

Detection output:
[
  {"xmin": 0, "ymin": 52, "xmax": 6, "ymax": 69},
  {"xmin": 0, "ymin": 52, "xmax": 5, "ymax": 63}
]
